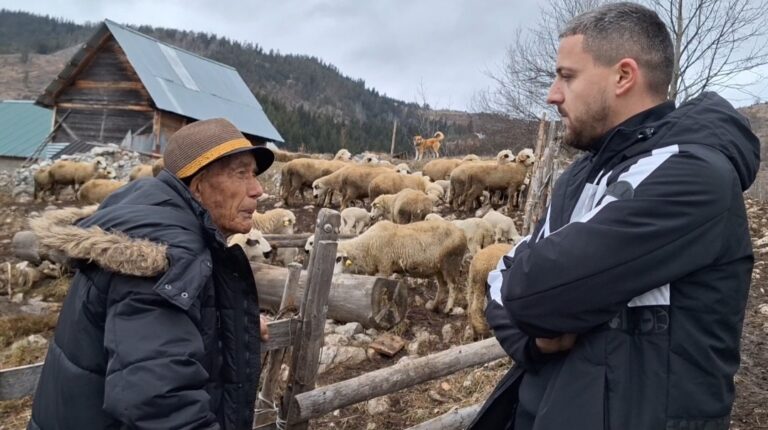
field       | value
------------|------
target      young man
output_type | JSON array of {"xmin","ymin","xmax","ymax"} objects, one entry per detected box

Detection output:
[
  {"xmin": 28, "ymin": 118, "xmax": 274, "ymax": 429},
  {"xmin": 471, "ymin": 3, "xmax": 761, "ymax": 429}
]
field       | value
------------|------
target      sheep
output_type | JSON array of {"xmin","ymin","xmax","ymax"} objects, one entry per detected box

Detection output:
[
  {"xmin": 467, "ymin": 243, "xmax": 513, "ymax": 338},
  {"xmin": 1, "ymin": 261, "xmax": 42, "ymax": 297},
  {"xmin": 129, "ymin": 164, "xmax": 153, "ymax": 181},
  {"xmin": 462, "ymin": 148, "xmax": 535, "ymax": 213},
  {"xmin": 304, "ymin": 234, "xmax": 315, "ymax": 255},
  {"xmin": 392, "ymin": 190, "xmax": 434, "ymax": 223},
  {"xmin": 340, "ymin": 207, "xmax": 372, "ymax": 235},
  {"xmin": 334, "ymin": 220, "xmax": 467, "ymax": 313},
  {"xmin": 252, "ymin": 208, "xmax": 296, "ymax": 234},
  {"xmin": 425, "ymin": 182, "xmax": 445, "ymax": 203},
  {"xmin": 368, "ymin": 171, "xmax": 430, "ymax": 201},
  {"xmin": 316, "ymin": 165, "xmax": 392, "ymax": 209},
  {"xmin": 482, "ymin": 209, "xmax": 522, "ymax": 244},
  {"xmin": 369, "ymin": 194, "xmax": 397, "ymax": 222},
  {"xmin": 422, "ymin": 158, "xmax": 462, "ymax": 181},
  {"xmin": 252, "ymin": 208, "xmax": 297, "ymax": 266},
  {"xmin": 281, "ymin": 158, "xmax": 349, "ymax": 206},
  {"xmin": 395, "ymin": 163, "xmax": 412, "ymax": 175},
  {"xmin": 151, "ymin": 158, "xmax": 165, "ymax": 176},
  {"xmin": 424, "ymin": 214, "xmax": 495, "ymax": 256},
  {"xmin": 47, "ymin": 158, "xmax": 110, "ymax": 199},
  {"xmin": 448, "ymin": 150, "xmax": 512, "ymax": 211},
  {"xmin": 334, "ymin": 149, "xmax": 353, "ymax": 161},
  {"xmin": 33, "ymin": 167, "xmax": 53, "ymax": 201},
  {"xmin": 370, "ymin": 189, "xmax": 434, "ymax": 224},
  {"xmin": 228, "ymin": 228, "xmax": 273, "ymax": 263},
  {"xmin": 76, "ymin": 179, "xmax": 127, "ymax": 204}
]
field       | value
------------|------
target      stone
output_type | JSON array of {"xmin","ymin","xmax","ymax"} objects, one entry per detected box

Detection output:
[
  {"xmin": 365, "ymin": 396, "xmax": 391, "ymax": 415},
  {"xmin": 449, "ymin": 307, "xmax": 465, "ymax": 316},
  {"xmin": 352, "ymin": 333, "xmax": 373, "ymax": 346},
  {"xmin": 335, "ymin": 322, "xmax": 364, "ymax": 337},
  {"xmin": 324, "ymin": 333, "xmax": 350, "ymax": 346},
  {"xmin": 369, "ymin": 333, "xmax": 406, "ymax": 357},
  {"xmin": 441, "ymin": 324, "xmax": 454, "ymax": 343}
]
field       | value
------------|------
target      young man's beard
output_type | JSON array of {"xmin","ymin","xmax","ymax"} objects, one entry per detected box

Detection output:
[{"xmin": 561, "ymin": 95, "xmax": 611, "ymax": 151}]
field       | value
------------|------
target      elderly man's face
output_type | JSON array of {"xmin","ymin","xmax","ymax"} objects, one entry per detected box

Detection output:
[
  {"xmin": 547, "ymin": 35, "xmax": 614, "ymax": 150},
  {"xmin": 190, "ymin": 152, "xmax": 264, "ymax": 236}
]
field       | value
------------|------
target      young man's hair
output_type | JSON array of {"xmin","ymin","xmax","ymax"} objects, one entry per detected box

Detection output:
[{"xmin": 561, "ymin": 2, "xmax": 674, "ymax": 98}]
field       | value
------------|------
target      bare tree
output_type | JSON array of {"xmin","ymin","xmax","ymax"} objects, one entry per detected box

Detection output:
[
  {"xmin": 654, "ymin": 0, "xmax": 768, "ymax": 101},
  {"xmin": 477, "ymin": 0, "xmax": 768, "ymax": 118}
]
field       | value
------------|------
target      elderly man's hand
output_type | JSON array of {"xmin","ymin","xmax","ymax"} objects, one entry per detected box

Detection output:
[
  {"xmin": 535, "ymin": 333, "xmax": 577, "ymax": 354},
  {"xmin": 260, "ymin": 314, "xmax": 270, "ymax": 341}
]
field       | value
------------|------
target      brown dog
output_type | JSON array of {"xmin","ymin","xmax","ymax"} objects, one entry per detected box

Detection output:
[{"xmin": 413, "ymin": 131, "xmax": 444, "ymax": 160}]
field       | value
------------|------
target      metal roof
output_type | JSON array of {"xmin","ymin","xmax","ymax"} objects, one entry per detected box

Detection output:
[
  {"xmin": 37, "ymin": 20, "xmax": 283, "ymax": 143},
  {"xmin": 0, "ymin": 101, "xmax": 53, "ymax": 158}
]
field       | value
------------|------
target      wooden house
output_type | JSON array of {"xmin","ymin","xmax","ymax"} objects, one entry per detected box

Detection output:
[{"xmin": 36, "ymin": 20, "xmax": 283, "ymax": 155}]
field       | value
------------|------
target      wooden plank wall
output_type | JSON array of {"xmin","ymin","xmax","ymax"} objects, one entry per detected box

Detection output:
[{"xmin": 52, "ymin": 36, "xmax": 156, "ymax": 144}]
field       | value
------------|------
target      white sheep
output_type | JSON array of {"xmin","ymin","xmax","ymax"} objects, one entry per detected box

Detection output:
[
  {"xmin": 340, "ymin": 207, "xmax": 372, "ymax": 235},
  {"xmin": 482, "ymin": 209, "xmax": 522, "ymax": 244},
  {"xmin": 370, "ymin": 189, "xmax": 433, "ymax": 224},
  {"xmin": 395, "ymin": 163, "xmax": 412, "ymax": 175},
  {"xmin": 424, "ymin": 214, "xmax": 495, "ymax": 256},
  {"xmin": 467, "ymin": 243, "xmax": 513, "ymax": 338},
  {"xmin": 252, "ymin": 208, "xmax": 297, "ymax": 266},
  {"xmin": 77, "ymin": 179, "xmax": 127, "ymax": 204},
  {"xmin": 47, "ymin": 158, "xmax": 110, "ymax": 199},
  {"xmin": 228, "ymin": 229, "xmax": 273, "ymax": 263},
  {"xmin": 334, "ymin": 220, "xmax": 467, "ymax": 313}
]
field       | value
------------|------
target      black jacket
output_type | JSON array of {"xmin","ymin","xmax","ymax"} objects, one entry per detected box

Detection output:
[
  {"xmin": 28, "ymin": 171, "xmax": 262, "ymax": 430},
  {"xmin": 470, "ymin": 93, "xmax": 760, "ymax": 430}
]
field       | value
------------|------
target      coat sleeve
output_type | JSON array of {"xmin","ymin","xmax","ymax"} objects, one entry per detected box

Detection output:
[
  {"xmin": 498, "ymin": 146, "xmax": 734, "ymax": 337},
  {"xmin": 103, "ymin": 274, "xmax": 219, "ymax": 430},
  {"xmin": 485, "ymin": 231, "xmax": 563, "ymax": 369}
]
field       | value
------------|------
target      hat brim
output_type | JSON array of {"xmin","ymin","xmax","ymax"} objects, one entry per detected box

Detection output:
[{"xmin": 220, "ymin": 145, "xmax": 275, "ymax": 176}]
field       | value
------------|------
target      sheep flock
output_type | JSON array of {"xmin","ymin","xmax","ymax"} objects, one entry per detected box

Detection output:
[{"xmin": 13, "ymin": 144, "xmax": 535, "ymax": 344}]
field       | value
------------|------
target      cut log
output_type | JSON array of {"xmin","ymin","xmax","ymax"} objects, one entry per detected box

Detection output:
[{"xmin": 252, "ymin": 263, "xmax": 406, "ymax": 330}]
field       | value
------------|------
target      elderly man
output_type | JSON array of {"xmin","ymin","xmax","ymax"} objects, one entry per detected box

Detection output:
[
  {"xmin": 28, "ymin": 118, "xmax": 274, "ymax": 430},
  {"xmin": 470, "ymin": 3, "xmax": 760, "ymax": 430}
]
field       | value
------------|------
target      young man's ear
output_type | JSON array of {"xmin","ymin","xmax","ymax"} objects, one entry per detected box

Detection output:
[{"xmin": 615, "ymin": 58, "xmax": 639, "ymax": 96}]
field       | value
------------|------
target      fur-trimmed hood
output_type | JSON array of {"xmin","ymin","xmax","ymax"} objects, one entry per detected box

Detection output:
[{"xmin": 29, "ymin": 205, "xmax": 169, "ymax": 277}]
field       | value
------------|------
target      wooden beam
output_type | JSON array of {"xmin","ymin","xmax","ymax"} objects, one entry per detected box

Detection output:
[
  {"xmin": 253, "ymin": 263, "xmax": 405, "ymax": 330},
  {"xmin": 263, "ymin": 233, "xmax": 356, "ymax": 249},
  {"xmin": 291, "ymin": 338, "xmax": 507, "ymax": 422},
  {"xmin": 405, "ymin": 403, "xmax": 483, "ymax": 430},
  {"xmin": 0, "ymin": 318, "xmax": 299, "ymax": 401},
  {"xmin": 282, "ymin": 209, "xmax": 341, "ymax": 429},
  {"xmin": 57, "ymin": 102, "xmax": 153, "ymax": 112},
  {"xmin": 73, "ymin": 80, "xmax": 144, "ymax": 90}
]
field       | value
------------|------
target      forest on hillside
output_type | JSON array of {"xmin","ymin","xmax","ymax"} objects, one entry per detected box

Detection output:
[{"xmin": 0, "ymin": 9, "xmax": 530, "ymax": 155}]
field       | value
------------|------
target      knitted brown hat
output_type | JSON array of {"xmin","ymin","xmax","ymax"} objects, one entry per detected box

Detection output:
[{"xmin": 164, "ymin": 118, "xmax": 274, "ymax": 179}]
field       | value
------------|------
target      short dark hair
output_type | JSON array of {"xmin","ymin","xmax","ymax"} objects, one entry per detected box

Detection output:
[{"xmin": 560, "ymin": 2, "xmax": 674, "ymax": 98}]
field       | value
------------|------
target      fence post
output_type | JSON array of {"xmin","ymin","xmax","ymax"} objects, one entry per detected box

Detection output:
[
  {"xmin": 281, "ymin": 209, "xmax": 340, "ymax": 429},
  {"xmin": 254, "ymin": 263, "xmax": 303, "ymax": 428}
]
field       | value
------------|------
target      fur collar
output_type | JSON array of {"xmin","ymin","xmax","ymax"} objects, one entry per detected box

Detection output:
[{"xmin": 28, "ymin": 206, "xmax": 168, "ymax": 277}]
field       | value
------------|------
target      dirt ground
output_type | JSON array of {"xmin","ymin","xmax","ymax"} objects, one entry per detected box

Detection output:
[{"xmin": 0, "ymin": 166, "xmax": 766, "ymax": 429}]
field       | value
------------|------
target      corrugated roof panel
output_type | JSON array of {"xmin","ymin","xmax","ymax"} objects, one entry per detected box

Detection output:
[
  {"xmin": 104, "ymin": 20, "xmax": 283, "ymax": 142},
  {"xmin": 0, "ymin": 101, "xmax": 53, "ymax": 158}
]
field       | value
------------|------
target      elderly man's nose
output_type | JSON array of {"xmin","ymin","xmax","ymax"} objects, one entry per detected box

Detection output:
[{"xmin": 249, "ymin": 178, "xmax": 264, "ymax": 198}]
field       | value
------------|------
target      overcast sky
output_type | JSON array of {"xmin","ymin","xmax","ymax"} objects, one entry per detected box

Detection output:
[{"xmin": 1, "ymin": 0, "xmax": 766, "ymax": 111}]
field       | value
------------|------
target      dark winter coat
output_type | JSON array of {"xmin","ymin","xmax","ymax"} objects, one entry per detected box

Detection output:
[
  {"xmin": 470, "ymin": 92, "xmax": 761, "ymax": 430},
  {"xmin": 27, "ymin": 171, "xmax": 262, "ymax": 430}
]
